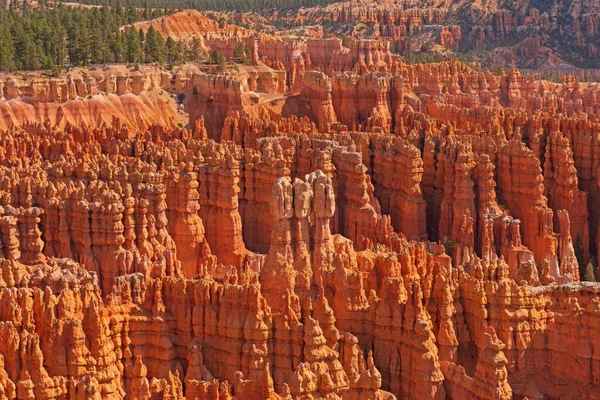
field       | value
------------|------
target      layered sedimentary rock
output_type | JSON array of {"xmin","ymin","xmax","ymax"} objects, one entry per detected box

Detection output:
[
  {"xmin": 265, "ymin": 0, "xmax": 600, "ymax": 74},
  {"xmin": 0, "ymin": 62, "xmax": 284, "ymax": 139},
  {"xmin": 1, "ymin": 110, "xmax": 600, "ymax": 400},
  {"xmin": 0, "ymin": 72, "xmax": 182, "ymax": 131},
  {"xmin": 5, "ymin": 13, "xmax": 600, "ymax": 397},
  {"xmin": 299, "ymin": 72, "xmax": 337, "ymax": 129}
]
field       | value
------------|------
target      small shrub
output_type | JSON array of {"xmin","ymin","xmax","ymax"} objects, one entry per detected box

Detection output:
[{"xmin": 441, "ymin": 236, "xmax": 456, "ymax": 259}]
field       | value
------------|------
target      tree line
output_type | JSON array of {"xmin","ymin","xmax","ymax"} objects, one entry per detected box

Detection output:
[
  {"xmin": 70, "ymin": 0, "xmax": 339, "ymax": 13},
  {"xmin": 0, "ymin": 3, "xmax": 211, "ymax": 72},
  {"xmin": 0, "ymin": 0, "xmax": 337, "ymax": 72}
]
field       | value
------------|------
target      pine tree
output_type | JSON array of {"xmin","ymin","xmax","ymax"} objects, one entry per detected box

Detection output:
[
  {"xmin": 13, "ymin": 22, "xmax": 29, "ymax": 69},
  {"xmin": 52, "ymin": 20, "xmax": 67, "ymax": 68},
  {"xmin": 584, "ymin": 262, "xmax": 597, "ymax": 282},
  {"xmin": 126, "ymin": 2, "xmax": 137, "ymax": 24},
  {"xmin": 143, "ymin": 26, "xmax": 165, "ymax": 63},
  {"xmin": 165, "ymin": 36, "xmax": 178, "ymax": 63},
  {"xmin": 77, "ymin": 23, "xmax": 91, "ymax": 66},
  {"xmin": 0, "ymin": 0, "xmax": 349, "ymax": 72},
  {"xmin": 190, "ymin": 37, "xmax": 201, "ymax": 61},
  {"xmin": 176, "ymin": 39, "xmax": 185, "ymax": 61},
  {"xmin": 90, "ymin": 19, "xmax": 108, "ymax": 64},
  {"xmin": 111, "ymin": 30, "xmax": 125, "ymax": 63},
  {"xmin": 138, "ymin": 28, "xmax": 145, "ymax": 48},
  {"xmin": 114, "ymin": 0, "xmax": 124, "ymax": 21},
  {"xmin": 125, "ymin": 27, "xmax": 142, "ymax": 63},
  {"xmin": 209, "ymin": 48, "xmax": 225, "ymax": 65},
  {"xmin": 233, "ymin": 42, "xmax": 246, "ymax": 61},
  {"xmin": 143, "ymin": 0, "xmax": 150, "ymax": 19},
  {"xmin": 0, "ymin": 24, "xmax": 16, "ymax": 71}
]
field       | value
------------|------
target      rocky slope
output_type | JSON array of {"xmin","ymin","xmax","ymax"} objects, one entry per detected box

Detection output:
[{"xmin": 233, "ymin": 0, "xmax": 600, "ymax": 73}]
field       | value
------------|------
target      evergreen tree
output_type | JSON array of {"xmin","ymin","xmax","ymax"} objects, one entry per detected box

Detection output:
[
  {"xmin": 144, "ymin": 26, "xmax": 165, "ymax": 63},
  {"xmin": 125, "ymin": 27, "xmax": 142, "ymax": 63},
  {"xmin": 176, "ymin": 39, "xmax": 185, "ymax": 61},
  {"xmin": 165, "ymin": 36, "xmax": 178, "ymax": 63},
  {"xmin": 0, "ymin": 24, "xmax": 15, "ymax": 71},
  {"xmin": 77, "ymin": 23, "xmax": 91, "ymax": 65},
  {"xmin": 190, "ymin": 37, "xmax": 201, "ymax": 61},
  {"xmin": 0, "ymin": 0, "xmax": 345, "ymax": 73},
  {"xmin": 126, "ymin": 2, "xmax": 137, "ymax": 24},
  {"xmin": 138, "ymin": 28, "xmax": 145, "ymax": 48},
  {"xmin": 51, "ymin": 19, "xmax": 67, "ymax": 67},
  {"xmin": 111, "ymin": 30, "xmax": 125, "ymax": 63},
  {"xmin": 114, "ymin": 0, "xmax": 124, "ymax": 20},
  {"xmin": 209, "ymin": 48, "xmax": 225, "ymax": 65},
  {"xmin": 584, "ymin": 262, "xmax": 597, "ymax": 282},
  {"xmin": 233, "ymin": 42, "xmax": 246, "ymax": 60},
  {"xmin": 90, "ymin": 18, "xmax": 109, "ymax": 64},
  {"xmin": 143, "ymin": 0, "xmax": 150, "ymax": 19}
]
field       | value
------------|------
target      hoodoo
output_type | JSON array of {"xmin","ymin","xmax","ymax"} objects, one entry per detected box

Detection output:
[{"xmin": 2, "ymin": 0, "xmax": 600, "ymax": 398}]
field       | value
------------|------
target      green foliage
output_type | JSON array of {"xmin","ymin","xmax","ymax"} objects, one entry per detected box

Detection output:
[
  {"xmin": 538, "ymin": 71, "xmax": 562, "ymax": 83},
  {"xmin": 0, "ymin": 24, "xmax": 15, "ymax": 71},
  {"xmin": 143, "ymin": 26, "xmax": 164, "ymax": 62},
  {"xmin": 209, "ymin": 48, "xmax": 226, "ymax": 65},
  {"xmin": 49, "ymin": 65, "xmax": 61, "ymax": 77},
  {"xmin": 403, "ymin": 50, "xmax": 447, "ymax": 64},
  {"xmin": 74, "ymin": 0, "xmax": 340, "ymax": 13},
  {"xmin": 0, "ymin": 4, "xmax": 228, "ymax": 71},
  {"xmin": 233, "ymin": 42, "xmax": 252, "ymax": 64},
  {"xmin": 0, "ymin": 4, "xmax": 180, "ymax": 72},
  {"xmin": 584, "ymin": 262, "xmax": 596, "ymax": 282},
  {"xmin": 143, "ymin": 0, "xmax": 150, "ymax": 19},
  {"xmin": 233, "ymin": 42, "xmax": 246, "ymax": 59},
  {"xmin": 125, "ymin": 27, "xmax": 143, "ymax": 63},
  {"xmin": 441, "ymin": 236, "xmax": 456, "ymax": 259},
  {"xmin": 188, "ymin": 38, "xmax": 201, "ymax": 61}
]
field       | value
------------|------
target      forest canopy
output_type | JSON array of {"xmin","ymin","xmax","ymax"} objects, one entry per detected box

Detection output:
[
  {"xmin": 0, "ymin": 0, "xmax": 336, "ymax": 72},
  {"xmin": 70, "ymin": 0, "xmax": 337, "ymax": 13},
  {"xmin": 0, "ymin": 3, "xmax": 211, "ymax": 71}
]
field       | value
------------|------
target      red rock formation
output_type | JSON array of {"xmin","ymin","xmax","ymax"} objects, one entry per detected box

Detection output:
[
  {"xmin": 300, "ymin": 72, "xmax": 337, "ymax": 130},
  {"xmin": 165, "ymin": 165, "xmax": 215, "ymax": 276},
  {"xmin": 0, "ymin": 67, "xmax": 183, "ymax": 132},
  {"xmin": 3, "ymin": 51, "xmax": 600, "ymax": 400},
  {"xmin": 332, "ymin": 73, "xmax": 394, "ymax": 132},
  {"xmin": 370, "ymin": 135, "xmax": 427, "ymax": 241},
  {"xmin": 196, "ymin": 144, "xmax": 248, "ymax": 267}
]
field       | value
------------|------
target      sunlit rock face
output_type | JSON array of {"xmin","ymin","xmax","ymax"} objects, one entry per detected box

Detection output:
[{"xmin": 3, "ymin": 6, "xmax": 600, "ymax": 399}]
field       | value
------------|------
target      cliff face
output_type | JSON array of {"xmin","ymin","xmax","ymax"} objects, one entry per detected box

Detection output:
[
  {"xmin": 121, "ymin": 4, "xmax": 600, "ymax": 80},
  {"xmin": 0, "ymin": 69, "xmax": 182, "ymax": 131},
  {"xmin": 299, "ymin": 72, "xmax": 337, "ymax": 129},
  {"xmin": 0, "ymin": 64, "xmax": 278, "ymax": 139},
  {"xmin": 133, "ymin": 10, "xmax": 254, "ymax": 42}
]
